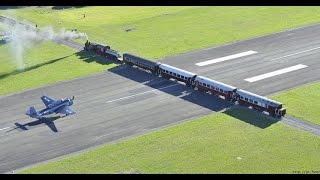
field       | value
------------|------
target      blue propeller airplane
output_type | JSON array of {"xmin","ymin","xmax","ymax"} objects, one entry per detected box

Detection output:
[{"xmin": 26, "ymin": 95, "xmax": 75, "ymax": 119}]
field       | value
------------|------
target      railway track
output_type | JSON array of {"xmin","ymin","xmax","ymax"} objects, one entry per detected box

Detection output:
[{"xmin": 282, "ymin": 115, "xmax": 320, "ymax": 136}]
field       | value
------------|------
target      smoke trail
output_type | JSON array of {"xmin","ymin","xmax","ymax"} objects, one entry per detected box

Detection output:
[{"xmin": 5, "ymin": 22, "xmax": 88, "ymax": 70}]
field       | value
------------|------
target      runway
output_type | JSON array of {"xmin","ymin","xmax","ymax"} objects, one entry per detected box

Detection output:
[
  {"xmin": 161, "ymin": 22, "xmax": 320, "ymax": 96},
  {"xmin": 1, "ymin": 22, "xmax": 320, "ymax": 173}
]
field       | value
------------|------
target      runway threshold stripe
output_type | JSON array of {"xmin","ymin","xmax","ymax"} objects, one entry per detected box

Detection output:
[
  {"xmin": 195, "ymin": 50, "xmax": 257, "ymax": 66},
  {"xmin": 244, "ymin": 64, "xmax": 308, "ymax": 83},
  {"xmin": 107, "ymin": 84, "xmax": 178, "ymax": 103}
]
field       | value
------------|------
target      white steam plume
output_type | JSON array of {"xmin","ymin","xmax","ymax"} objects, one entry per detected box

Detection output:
[{"xmin": 5, "ymin": 22, "xmax": 88, "ymax": 70}]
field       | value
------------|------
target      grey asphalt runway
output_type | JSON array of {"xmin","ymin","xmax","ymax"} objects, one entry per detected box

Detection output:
[
  {"xmin": 0, "ymin": 21, "xmax": 320, "ymax": 173},
  {"xmin": 161, "ymin": 23, "xmax": 320, "ymax": 96}
]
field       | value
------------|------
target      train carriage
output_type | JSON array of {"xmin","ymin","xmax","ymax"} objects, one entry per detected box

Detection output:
[
  {"xmin": 122, "ymin": 53, "xmax": 160, "ymax": 74},
  {"xmin": 194, "ymin": 76, "xmax": 237, "ymax": 101},
  {"xmin": 236, "ymin": 89, "xmax": 286, "ymax": 117},
  {"xmin": 83, "ymin": 40, "xmax": 287, "ymax": 118},
  {"xmin": 158, "ymin": 64, "xmax": 197, "ymax": 86}
]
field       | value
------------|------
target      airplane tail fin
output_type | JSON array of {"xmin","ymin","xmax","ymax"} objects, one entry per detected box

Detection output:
[{"xmin": 26, "ymin": 106, "xmax": 40, "ymax": 119}]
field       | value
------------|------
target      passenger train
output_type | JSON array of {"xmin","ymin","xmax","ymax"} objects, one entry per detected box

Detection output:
[{"xmin": 84, "ymin": 41, "xmax": 286, "ymax": 118}]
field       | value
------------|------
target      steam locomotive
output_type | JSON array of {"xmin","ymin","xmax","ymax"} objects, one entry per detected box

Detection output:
[
  {"xmin": 84, "ymin": 41, "xmax": 286, "ymax": 118},
  {"xmin": 84, "ymin": 40, "xmax": 121, "ymax": 59}
]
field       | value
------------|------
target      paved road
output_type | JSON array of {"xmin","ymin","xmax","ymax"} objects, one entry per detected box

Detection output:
[{"xmin": 0, "ymin": 18, "xmax": 319, "ymax": 173}]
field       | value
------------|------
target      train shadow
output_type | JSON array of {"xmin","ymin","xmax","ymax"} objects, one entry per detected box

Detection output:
[
  {"xmin": 0, "ymin": 54, "xmax": 73, "ymax": 80},
  {"xmin": 222, "ymin": 106, "xmax": 279, "ymax": 129},
  {"xmin": 75, "ymin": 50, "xmax": 121, "ymax": 66},
  {"xmin": 108, "ymin": 65, "xmax": 279, "ymax": 128},
  {"xmin": 6, "ymin": 116, "xmax": 62, "ymax": 133},
  {"xmin": 109, "ymin": 65, "xmax": 233, "ymax": 113}
]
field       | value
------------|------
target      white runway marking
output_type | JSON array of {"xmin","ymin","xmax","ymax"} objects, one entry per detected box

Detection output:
[
  {"xmin": 195, "ymin": 50, "xmax": 257, "ymax": 66},
  {"xmin": 270, "ymin": 46, "xmax": 320, "ymax": 61},
  {"xmin": 0, "ymin": 127, "xmax": 10, "ymax": 131},
  {"xmin": 107, "ymin": 84, "xmax": 179, "ymax": 103},
  {"xmin": 245, "ymin": 64, "xmax": 308, "ymax": 82}
]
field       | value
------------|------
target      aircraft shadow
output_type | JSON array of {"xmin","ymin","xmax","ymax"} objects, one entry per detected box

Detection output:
[
  {"xmin": 7, "ymin": 116, "xmax": 62, "ymax": 133},
  {"xmin": 108, "ymin": 64, "xmax": 278, "ymax": 129}
]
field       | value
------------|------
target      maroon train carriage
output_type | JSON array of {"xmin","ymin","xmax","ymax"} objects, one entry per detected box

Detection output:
[
  {"xmin": 158, "ymin": 64, "xmax": 197, "ymax": 86},
  {"xmin": 193, "ymin": 75, "xmax": 237, "ymax": 101},
  {"xmin": 122, "ymin": 53, "xmax": 160, "ymax": 74},
  {"xmin": 236, "ymin": 89, "xmax": 286, "ymax": 117}
]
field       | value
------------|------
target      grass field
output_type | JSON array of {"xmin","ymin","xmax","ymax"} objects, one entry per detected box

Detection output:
[
  {"xmin": 19, "ymin": 107, "xmax": 320, "ymax": 174},
  {"xmin": 2, "ymin": 6, "xmax": 320, "ymax": 60},
  {"xmin": 1, "ymin": 7, "xmax": 319, "ymax": 173},
  {"xmin": 271, "ymin": 82, "xmax": 320, "ymax": 125},
  {"xmin": 1, "ymin": 6, "xmax": 320, "ymax": 96},
  {"xmin": 0, "ymin": 42, "xmax": 116, "ymax": 95}
]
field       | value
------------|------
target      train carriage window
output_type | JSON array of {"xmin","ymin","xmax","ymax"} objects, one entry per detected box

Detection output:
[
  {"xmin": 240, "ymin": 96, "xmax": 244, "ymax": 99},
  {"xmin": 181, "ymin": 76, "xmax": 185, "ymax": 79},
  {"xmin": 162, "ymin": 69, "xmax": 165, "ymax": 72},
  {"xmin": 249, "ymin": 99, "xmax": 253, "ymax": 103},
  {"xmin": 203, "ymin": 83, "xmax": 207, "ymax": 87},
  {"xmin": 170, "ymin": 72, "xmax": 172, "ymax": 75},
  {"xmin": 207, "ymin": 84, "xmax": 210, "ymax": 87},
  {"xmin": 177, "ymin": 75, "xmax": 181, "ymax": 78},
  {"xmin": 254, "ymin": 101, "xmax": 258, "ymax": 104},
  {"xmin": 245, "ymin": 98, "xmax": 248, "ymax": 101},
  {"xmin": 173, "ymin": 73, "xmax": 177, "ymax": 76},
  {"xmin": 220, "ymin": 89, "xmax": 223, "ymax": 92}
]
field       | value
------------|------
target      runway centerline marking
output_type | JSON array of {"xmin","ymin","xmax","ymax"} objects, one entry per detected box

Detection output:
[
  {"xmin": 107, "ymin": 84, "xmax": 179, "ymax": 103},
  {"xmin": 270, "ymin": 46, "xmax": 320, "ymax": 61},
  {"xmin": 195, "ymin": 50, "xmax": 257, "ymax": 66},
  {"xmin": 244, "ymin": 64, "xmax": 308, "ymax": 83},
  {"xmin": 0, "ymin": 127, "xmax": 10, "ymax": 131}
]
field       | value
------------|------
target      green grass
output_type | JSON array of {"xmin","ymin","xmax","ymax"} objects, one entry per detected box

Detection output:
[
  {"xmin": 3, "ymin": 6, "xmax": 318, "ymax": 174},
  {"xmin": 0, "ymin": 42, "xmax": 116, "ymax": 95},
  {"xmin": 2, "ymin": 6, "xmax": 320, "ymax": 59},
  {"xmin": 271, "ymin": 82, "xmax": 320, "ymax": 125},
  {"xmin": 1, "ymin": 6, "xmax": 320, "ymax": 96},
  {"xmin": 19, "ymin": 107, "xmax": 320, "ymax": 174}
]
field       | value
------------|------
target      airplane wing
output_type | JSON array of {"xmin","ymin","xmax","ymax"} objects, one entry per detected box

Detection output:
[
  {"xmin": 41, "ymin": 96, "xmax": 56, "ymax": 107},
  {"xmin": 56, "ymin": 106, "xmax": 75, "ymax": 116}
]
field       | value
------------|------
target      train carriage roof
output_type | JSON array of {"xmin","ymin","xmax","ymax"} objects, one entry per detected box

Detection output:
[
  {"xmin": 237, "ymin": 89, "xmax": 282, "ymax": 107},
  {"xmin": 159, "ymin": 64, "xmax": 196, "ymax": 77},
  {"xmin": 123, "ymin": 53, "xmax": 160, "ymax": 67},
  {"xmin": 195, "ymin": 76, "xmax": 237, "ymax": 91}
]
